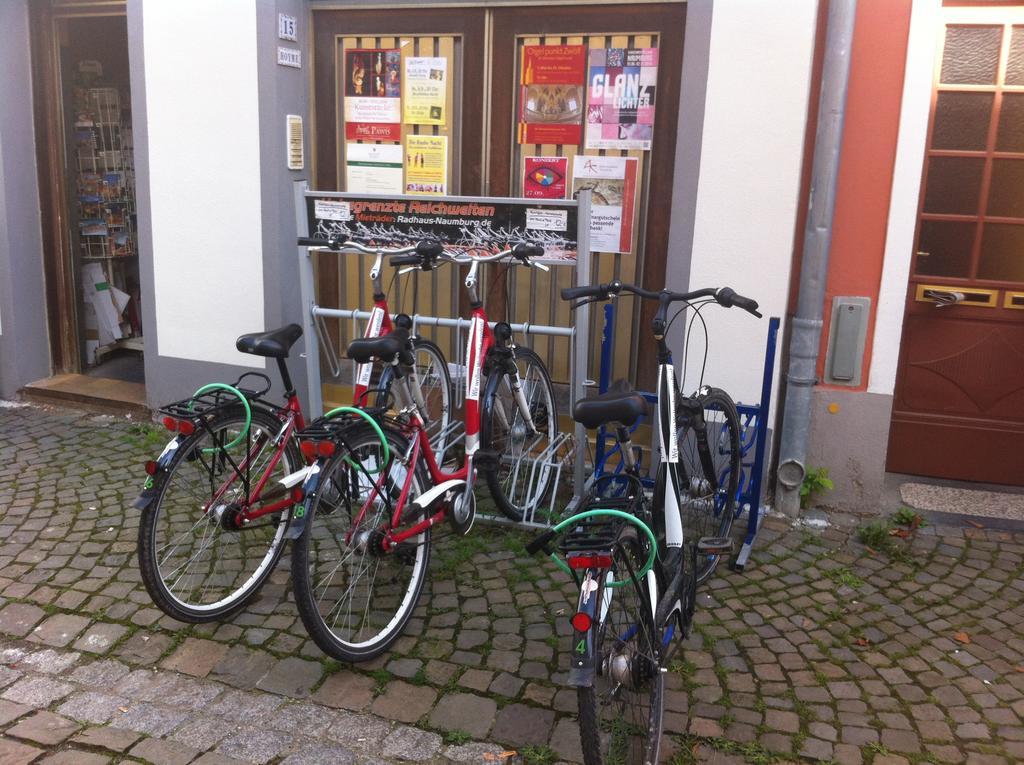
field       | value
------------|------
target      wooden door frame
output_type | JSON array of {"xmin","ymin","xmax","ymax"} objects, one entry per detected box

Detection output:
[
  {"xmin": 29, "ymin": 0, "xmax": 131, "ymax": 375},
  {"xmin": 310, "ymin": 7, "xmax": 489, "ymax": 194},
  {"xmin": 489, "ymin": 4, "xmax": 686, "ymax": 385}
]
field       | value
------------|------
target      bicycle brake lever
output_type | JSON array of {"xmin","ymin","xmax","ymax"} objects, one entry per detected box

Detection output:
[
  {"xmin": 531, "ymin": 261, "xmax": 550, "ymax": 272},
  {"xmin": 570, "ymin": 297, "xmax": 602, "ymax": 311},
  {"xmin": 398, "ymin": 266, "xmax": 418, "ymax": 275}
]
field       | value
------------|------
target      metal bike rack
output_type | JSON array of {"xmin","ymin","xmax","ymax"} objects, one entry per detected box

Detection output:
[
  {"xmin": 591, "ymin": 301, "xmax": 780, "ymax": 570},
  {"xmin": 293, "ymin": 182, "xmax": 594, "ymax": 521}
]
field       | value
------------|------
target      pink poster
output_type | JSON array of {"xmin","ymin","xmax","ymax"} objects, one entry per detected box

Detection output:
[{"xmin": 585, "ymin": 48, "xmax": 658, "ymax": 151}]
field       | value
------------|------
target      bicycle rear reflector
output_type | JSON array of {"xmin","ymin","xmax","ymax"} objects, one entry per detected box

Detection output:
[
  {"xmin": 161, "ymin": 416, "xmax": 195, "ymax": 435},
  {"xmin": 290, "ymin": 487, "xmax": 305, "ymax": 503},
  {"xmin": 570, "ymin": 612, "xmax": 593, "ymax": 632},
  {"xmin": 567, "ymin": 554, "xmax": 613, "ymax": 570},
  {"xmin": 300, "ymin": 440, "xmax": 336, "ymax": 460},
  {"xmin": 144, "ymin": 460, "xmax": 158, "ymax": 476}
]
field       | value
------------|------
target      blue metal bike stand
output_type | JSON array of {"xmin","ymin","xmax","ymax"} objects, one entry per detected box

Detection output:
[
  {"xmin": 591, "ymin": 305, "xmax": 780, "ymax": 571},
  {"xmin": 730, "ymin": 316, "xmax": 780, "ymax": 571}
]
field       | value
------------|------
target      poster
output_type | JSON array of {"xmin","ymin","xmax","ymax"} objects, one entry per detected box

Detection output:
[
  {"xmin": 307, "ymin": 195, "xmax": 579, "ymax": 263},
  {"xmin": 344, "ymin": 48, "xmax": 402, "ymax": 141},
  {"xmin": 585, "ymin": 48, "xmax": 659, "ymax": 150},
  {"xmin": 346, "ymin": 143, "xmax": 404, "ymax": 195},
  {"xmin": 405, "ymin": 135, "xmax": 448, "ymax": 195},
  {"xmin": 518, "ymin": 45, "xmax": 586, "ymax": 145},
  {"xmin": 523, "ymin": 156, "xmax": 568, "ymax": 199},
  {"xmin": 404, "ymin": 57, "xmax": 447, "ymax": 125},
  {"xmin": 571, "ymin": 155, "xmax": 638, "ymax": 254}
]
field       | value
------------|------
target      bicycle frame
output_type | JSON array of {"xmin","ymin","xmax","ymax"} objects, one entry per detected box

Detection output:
[
  {"xmin": 206, "ymin": 393, "xmax": 306, "ymax": 525},
  {"xmin": 330, "ymin": 254, "xmax": 542, "ymax": 552}
]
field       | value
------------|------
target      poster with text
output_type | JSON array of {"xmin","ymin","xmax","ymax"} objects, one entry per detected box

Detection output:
[
  {"xmin": 518, "ymin": 45, "xmax": 586, "ymax": 145},
  {"xmin": 307, "ymin": 195, "xmax": 579, "ymax": 263},
  {"xmin": 404, "ymin": 57, "xmax": 447, "ymax": 125},
  {"xmin": 344, "ymin": 48, "xmax": 402, "ymax": 141},
  {"xmin": 405, "ymin": 135, "xmax": 448, "ymax": 195},
  {"xmin": 523, "ymin": 156, "xmax": 568, "ymax": 199},
  {"xmin": 571, "ymin": 155, "xmax": 638, "ymax": 253},
  {"xmin": 586, "ymin": 48, "xmax": 658, "ymax": 150},
  {"xmin": 346, "ymin": 143, "xmax": 403, "ymax": 195}
]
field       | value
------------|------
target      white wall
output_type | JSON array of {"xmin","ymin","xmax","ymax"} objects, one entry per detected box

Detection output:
[
  {"xmin": 868, "ymin": 0, "xmax": 940, "ymax": 396},
  {"xmin": 144, "ymin": 0, "xmax": 264, "ymax": 368},
  {"xmin": 682, "ymin": 1, "xmax": 817, "ymax": 413}
]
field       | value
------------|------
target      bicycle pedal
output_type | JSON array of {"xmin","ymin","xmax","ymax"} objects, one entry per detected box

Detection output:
[{"xmin": 696, "ymin": 536, "xmax": 733, "ymax": 555}]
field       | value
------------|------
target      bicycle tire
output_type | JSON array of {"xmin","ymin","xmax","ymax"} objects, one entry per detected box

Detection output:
[
  {"xmin": 138, "ymin": 405, "xmax": 300, "ymax": 623},
  {"xmin": 377, "ymin": 337, "xmax": 452, "ymax": 454},
  {"xmin": 577, "ymin": 527, "xmax": 665, "ymax": 765},
  {"xmin": 291, "ymin": 423, "xmax": 431, "ymax": 662},
  {"xmin": 479, "ymin": 346, "xmax": 559, "ymax": 522},
  {"xmin": 676, "ymin": 387, "xmax": 741, "ymax": 584}
]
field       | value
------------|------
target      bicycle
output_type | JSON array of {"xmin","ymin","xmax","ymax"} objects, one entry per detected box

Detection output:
[
  {"xmin": 526, "ymin": 279, "xmax": 761, "ymax": 765},
  {"xmin": 289, "ymin": 240, "xmax": 560, "ymax": 661},
  {"xmin": 298, "ymin": 236, "xmax": 453, "ymax": 454},
  {"xmin": 134, "ymin": 239, "xmax": 460, "ymax": 623},
  {"xmin": 134, "ymin": 326, "xmax": 309, "ymax": 622}
]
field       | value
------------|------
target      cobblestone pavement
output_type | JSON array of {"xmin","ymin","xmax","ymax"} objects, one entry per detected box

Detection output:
[{"xmin": 0, "ymin": 402, "xmax": 1022, "ymax": 765}]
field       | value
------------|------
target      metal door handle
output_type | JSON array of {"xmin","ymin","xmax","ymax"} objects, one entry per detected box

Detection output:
[{"xmin": 922, "ymin": 289, "xmax": 965, "ymax": 307}]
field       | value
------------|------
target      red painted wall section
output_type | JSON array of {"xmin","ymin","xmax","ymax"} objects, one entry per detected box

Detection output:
[{"xmin": 815, "ymin": 0, "xmax": 913, "ymax": 390}]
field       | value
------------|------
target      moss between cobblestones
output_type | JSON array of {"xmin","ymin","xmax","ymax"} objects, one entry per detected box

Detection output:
[{"xmin": 3, "ymin": 405, "xmax": 1024, "ymax": 763}]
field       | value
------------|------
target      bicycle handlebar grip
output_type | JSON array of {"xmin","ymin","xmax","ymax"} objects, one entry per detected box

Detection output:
[
  {"xmin": 512, "ymin": 242, "xmax": 545, "ymax": 261},
  {"xmin": 390, "ymin": 255, "xmax": 421, "ymax": 266},
  {"xmin": 298, "ymin": 237, "xmax": 331, "ymax": 247},
  {"xmin": 561, "ymin": 284, "xmax": 607, "ymax": 301},
  {"xmin": 717, "ymin": 287, "xmax": 762, "ymax": 317}
]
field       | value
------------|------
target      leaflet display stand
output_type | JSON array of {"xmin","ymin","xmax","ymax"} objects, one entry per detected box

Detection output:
[{"xmin": 293, "ymin": 182, "xmax": 594, "ymax": 522}]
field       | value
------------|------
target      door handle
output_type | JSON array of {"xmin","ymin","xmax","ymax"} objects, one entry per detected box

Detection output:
[{"xmin": 922, "ymin": 288, "xmax": 965, "ymax": 307}]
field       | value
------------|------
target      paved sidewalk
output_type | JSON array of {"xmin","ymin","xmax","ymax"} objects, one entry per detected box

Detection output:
[{"xmin": 0, "ymin": 402, "xmax": 1022, "ymax": 764}]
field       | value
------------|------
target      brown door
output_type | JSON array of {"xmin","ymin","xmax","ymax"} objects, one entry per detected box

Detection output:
[
  {"xmin": 310, "ymin": 8, "xmax": 487, "ymax": 400},
  {"xmin": 888, "ymin": 7, "xmax": 1024, "ymax": 485},
  {"xmin": 489, "ymin": 5, "xmax": 685, "ymax": 386},
  {"xmin": 310, "ymin": 5, "xmax": 684, "ymax": 394}
]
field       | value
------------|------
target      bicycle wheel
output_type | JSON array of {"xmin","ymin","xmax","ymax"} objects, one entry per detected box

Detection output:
[
  {"xmin": 676, "ymin": 387, "xmax": 741, "ymax": 583},
  {"xmin": 479, "ymin": 346, "xmax": 558, "ymax": 522},
  {"xmin": 138, "ymin": 406, "xmax": 299, "ymax": 622},
  {"xmin": 578, "ymin": 528, "xmax": 665, "ymax": 765},
  {"xmin": 291, "ymin": 424, "xmax": 430, "ymax": 662},
  {"xmin": 378, "ymin": 338, "xmax": 452, "ymax": 454}
]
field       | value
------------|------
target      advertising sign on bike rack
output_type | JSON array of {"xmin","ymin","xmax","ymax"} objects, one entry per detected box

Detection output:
[{"xmin": 305, "ymin": 192, "xmax": 580, "ymax": 263}]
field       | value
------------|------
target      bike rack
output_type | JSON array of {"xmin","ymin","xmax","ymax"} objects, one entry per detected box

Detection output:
[
  {"xmin": 294, "ymin": 182, "xmax": 595, "ymax": 519},
  {"xmin": 591, "ymin": 302, "xmax": 780, "ymax": 571}
]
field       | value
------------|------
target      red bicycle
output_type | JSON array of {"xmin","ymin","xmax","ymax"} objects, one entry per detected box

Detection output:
[
  {"xmin": 299, "ymin": 236, "xmax": 452, "ymax": 451},
  {"xmin": 289, "ymin": 241, "xmax": 559, "ymax": 660},
  {"xmin": 135, "ymin": 327, "xmax": 310, "ymax": 622}
]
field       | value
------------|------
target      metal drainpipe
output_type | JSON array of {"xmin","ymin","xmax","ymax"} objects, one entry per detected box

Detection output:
[{"xmin": 776, "ymin": 0, "xmax": 857, "ymax": 518}]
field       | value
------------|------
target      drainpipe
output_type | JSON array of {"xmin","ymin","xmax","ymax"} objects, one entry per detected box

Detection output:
[{"xmin": 776, "ymin": 0, "xmax": 857, "ymax": 518}]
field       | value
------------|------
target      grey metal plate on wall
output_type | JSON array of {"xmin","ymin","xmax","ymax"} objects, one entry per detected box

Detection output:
[{"xmin": 824, "ymin": 296, "xmax": 871, "ymax": 386}]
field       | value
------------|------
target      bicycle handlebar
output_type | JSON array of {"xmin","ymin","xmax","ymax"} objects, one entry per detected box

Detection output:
[
  {"xmin": 561, "ymin": 280, "xmax": 762, "ymax": 318},
  {"xmin": 297, "ymin": 236, "xmax": 417, "ymax": 256}
]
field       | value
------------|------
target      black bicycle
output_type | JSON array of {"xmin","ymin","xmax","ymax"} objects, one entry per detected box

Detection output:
[{"xmin": 528, "ymin": 280, "xmax": 760, "ymax": 765}]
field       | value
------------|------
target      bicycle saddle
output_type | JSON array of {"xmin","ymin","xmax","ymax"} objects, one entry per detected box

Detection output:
[
  {"xmin": 236, "ymin": 324, "xmax": 303, "ymax": 359},
  {"xmin": 572, "ymin": 379, "xmax": 648, "ymax": 429},
  {"xmin": 347, "ymin": 327, "xmax": 412, "ymax": 365}
]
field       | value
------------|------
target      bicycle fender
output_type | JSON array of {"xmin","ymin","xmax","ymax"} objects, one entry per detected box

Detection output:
[
  {"xmin": 412, "ymin": 479, "xmax": 465, "ymax": 511},
  {"xmin": 285, "ymin": 463, "xmax": 322, "ymax": 540},
  {"xmin": 566, "ymin": 569, "xmax": 604, "ymax": 688},
  {"xmin": 132, "ymin": 436, "xmax": 182, "ymax": 510}
]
